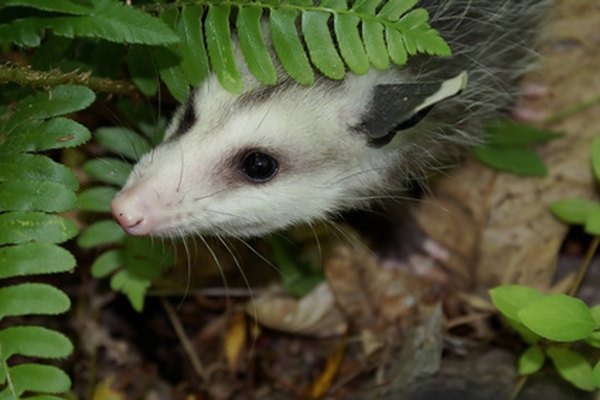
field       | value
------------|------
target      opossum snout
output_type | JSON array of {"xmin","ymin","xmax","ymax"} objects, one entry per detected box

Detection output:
[{"xmin": 111, "ymin": 187, "xmax": 156, "ymax": 236}]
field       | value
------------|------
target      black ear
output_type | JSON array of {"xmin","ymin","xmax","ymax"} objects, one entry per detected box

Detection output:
[{"xmin": 357, "ymin": 72, "xmax": 468, "ymax": 147}]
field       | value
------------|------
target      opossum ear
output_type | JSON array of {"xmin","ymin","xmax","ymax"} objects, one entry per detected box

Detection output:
[{"xmin": 357, "ymin": 72, "xmax": 468, "ymax": 147}]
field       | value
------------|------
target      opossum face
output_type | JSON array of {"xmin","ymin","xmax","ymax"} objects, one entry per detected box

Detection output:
[{"xmin": 111, "ymin": 75, "xmax": 388, "ymax": 238}]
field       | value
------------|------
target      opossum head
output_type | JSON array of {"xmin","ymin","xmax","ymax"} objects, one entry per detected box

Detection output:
[{"xmin": 111, "ymin": 71, "xmax": 466, "ymax": 238}]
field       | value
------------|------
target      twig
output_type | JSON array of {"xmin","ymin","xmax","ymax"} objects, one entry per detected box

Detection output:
[
  {"xmin": 568, "ymin": 236, "xmax": 600, "ymax": 296},
  {"xmin": 0, "ymin": 63, "xmax": 140, "ymax": 97},
  {"xmin": 543, "ymin": 94, "xmax": 600, "ymax": 124},
  {"xmin": 161, "ymin": 298, "xmax": 208, "ymax": 382}
]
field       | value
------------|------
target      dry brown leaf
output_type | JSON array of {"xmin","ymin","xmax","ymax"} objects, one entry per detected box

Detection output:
[
  {"xmin": 92, "ymin": 376, "xmax": 127, "ymax": 400},
  {"xmin": 416, "ymin": 0, "xmax": 600, "ymax": 292},
  {"xmin": 224, "ymin": 312, "xmax": 247, "ymax": 372},
  {"xmin": 247, "ymin": 283, "xmax": 348, "ymax": 337},
  {"xmin": 309, "ymin": 337, "xmax": 348, "ymax": 399}
]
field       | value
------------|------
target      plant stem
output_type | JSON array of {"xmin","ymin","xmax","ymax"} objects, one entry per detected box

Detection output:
[
  {"xmin": 510, "ymin": 375, "xmax": 528, "ymax": 400},
  {"xmin": 0, "ymin": 64, "xmax": 139, "ymax": 97},
  {"xmin": 543, "ymin": 95, "xmax": 600, "ymax": 124},
  {"xmin": 568, "ymin": 236, "xmax": 600, "ymax": 296}
]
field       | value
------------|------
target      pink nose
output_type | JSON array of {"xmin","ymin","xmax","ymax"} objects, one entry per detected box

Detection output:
[{"xmin": 111, "ymin": 189, "xmax": 154, "ymax": 236}]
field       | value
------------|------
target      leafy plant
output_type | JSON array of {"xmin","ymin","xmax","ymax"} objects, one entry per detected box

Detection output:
[
  {"xmin": 0, "ymin": 0, "xmax": 451, "ymax": 100},
  {"xmin": 490, "ymin": 285, "xmax": 600, "ymax": 392},
  {"xmin": 0, "ymin": 85, "xmax": 94, "ymax": 399},
  {"xmin": 472, "ymin": 119, "xmax": 562, "ymax": 176}
]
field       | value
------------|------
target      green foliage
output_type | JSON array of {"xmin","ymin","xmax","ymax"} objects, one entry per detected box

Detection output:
[
  {"xmin": 491, "ymin": 284, "xmax": 600, "ymax": 392},
  {"xmin": 0, "ymin": 85, "xmax": 93, "ymax": 399},
  {"xmin": 79, "ymin": 111, "xmax": 173, "ymax": 311},
  {"xmin": 1, "ymin": 0, "xmax": 450, "ymax": 99},
  {"xmin": 473, "ymin": 120, "xmax": 562, "ymax": 176}
]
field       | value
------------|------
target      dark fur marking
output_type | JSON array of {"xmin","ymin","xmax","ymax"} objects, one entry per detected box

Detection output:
[
  {"xmin": 367, "ymin": 106, "xmax": 433, "ymax": 148},
  {"xmin": 171, "ymin": 92, "xmax": 197, "ymax": 138}
]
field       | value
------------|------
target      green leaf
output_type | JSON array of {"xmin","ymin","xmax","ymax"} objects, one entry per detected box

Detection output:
[
  {"xmin": 127, "ymin": 45, "xmax": 158, "ymax": 96},
  {"xmin": 110, "ymin": 269, "xmax": 151, "ymax": 312},
  {"xmin": 593, "ymin": 360, "xmax": 600, "ymax": 389},
  {"xmin": 83, "ymin": 157, "xmax": 132, "ymax": 186},
  {"xmin": 0, "ymin": 212, "xmax": 77, "ymax": 245},
  {"xmin": 94, "ymin": 127, "xmax": 151, "ymax": 161},
  {"xmin": 205, "ymin": 4, "xmax": 243, "ymax": 93},
  {"xmin": 472, "ymin": 146, "xmax": 547, "ymax": 176},
  {"xmin": 151, "ymin": 46, "xmax": 190, "ymax": 103},
  {"xmin": 378, "ymin": 0, "xmax": 418, "ymax": 20},
  {"xmin": 91, "ymin": 249, "xmax": 123, "ymax": 278},
  {"xmin": 362, "ymin": 20, "xmax": 389, "ymax": 70},
  {"xmin": 270, "ymin": 8, "xmax": 314, "ymax": 85},
  {"xmin": 0, "ymin": 243, "xmax": 75, "ymax": 279},
  {"xmin": 0, "ymin": 283, "xmax": 70, "ymax": 319},
  {"xmin": 489, "ymin": 285, "xmax": 544, "ymax": 322},
  {"xmin": 237, "ymin": 6, "xmax": 277, "ymax": 85},
  {"xmin": 413, "ymin": 28, "xmax": 451, "ymax": 56},
  {"xmin": 352, "ymin": 0, "xmax": 380, "ymax": 14},
  {"xmin": 549, "ymin": 198, "xmax": 600, "ymax": 226},
  {"xmin": 0, "ymin": 363, "xmax": 70, "ymax": 398},
  {"xmin": 334, "ymin": 13, "xmax": 369, "ymax": 75},
  {"xmin": 0, "ymin": 117, "xmax": 91, "ymax": 154},
  {"xmin": 386, "ymin": 27, "xmax": 407, "ymax": 65},
  {"xmin": 592, "ymin": 136, "xmax": 600, "ymax": 183},
  {"xmin": 0, "ymin": 326, "xmax": 72, "ymax": 359},
  {"xmin": 302, "ymin": 10, "xmax": 345, "ymax": 80},
  {"xmin": 0, "ymin": 0, "xmax": 97, "ymax": 15},
  {"xmin": 504, "ymin": 317, "xmax": 541, "ymax": 344},
  {"xmin": 78, "ymin": 187, "xmax": 118, "ymax": 213},
  {"xmin": 546, "ymin": 346, "xmax": 595, "ymax": 392},
  {"xmin": 518, "ymin": 294, "xmax": 595, "ymax": 342},
  {"xmin": 585, "ymin": 332, "xmax": 600, "ymax": 348},
  {"xmin": 77, "ymin": 220, "xmax": 126, "ymax": 248},
  {"xmin": 179, "ymin": 5, "xmax": 210, "ymax": 86},
  {"xmin": 518, "ymin": 345, "xmax": 545, "ymax": 375},
  {"xmin": 4, "ymin": 85, "xmax": 95, "ymax": 133},
  {"xmin": 485, "ymin": 120, "xmax": 562, "ymax": 146},
  {"xmin": 591, "ymin": 305, "xmax": 600, "ymax": 327},
  {"xmin": 585, "ymin": 210, "xmax": 600, "ymax": 236},
  {"xmin": 0, "ymin": 153, "xmax": 78, "ymax": 191},
  {"xmin": 0, "ymin": 180, "xmax": 77, "ymax": 213}
]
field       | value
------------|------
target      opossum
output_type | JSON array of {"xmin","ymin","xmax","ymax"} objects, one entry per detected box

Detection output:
[{"xmin": 111, "ymin": 0, "xmax": 548, "ymax": 238}]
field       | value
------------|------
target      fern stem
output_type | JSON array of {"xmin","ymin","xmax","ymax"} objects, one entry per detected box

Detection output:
[
  {"xmin": 568, "ymin": 235, "xmax": 600, "ymax": 296},
  {"xmin": 0, "ymin": 64, "xmax": 139, "ymax": 97}
]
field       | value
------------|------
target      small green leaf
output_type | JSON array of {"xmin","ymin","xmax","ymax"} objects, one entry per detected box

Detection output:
[
  {"xmin": 397, "ymin": 8, "xmax": 429, "ymax": 31},
  {"xmin": 386, "ymin": 27, "xmax": 407, "ymax": 65},
  {"xmin": 549, "ymin": 198, "xmax": 600, "ymax": 226},
  {"xmin": 518, "ymin": 294, "xmax": 595, "ymax": 341},
  {"xmin": 91, "ymin": 249, "xmax": 123, "ymax": 278},
  {"xmin": 237, "ymin": 6, "xmax": 277, "ymax": 85},
  {"xmin": 0, "ymin": 283, "xmax": 70, "ymax": 319},
  {"xmin": 592, "ymin": 136, "xmax": 600, "ymax": 183},
  {"xmin": 518, "ymin": 345, "xmax": 546, "ymax": 375},
  {"xmin": 0, "ymin": 117, "xmax": 91, "ymax": 154},
  {"xmin": 0, "ymin": 153, "xmax": 78, "ymax": 191},
  {"xmin": 591, "ymin": 305, "xmax": 600, "ymax": 327},
  {"xmin": 0, "ymin": 180, "xmax": 77, "ymax": 213},
  {"xmin": 205, "ymin": 4, "xmax": 243, "ymax": 93},
  {"xmin": 413, "ymin": 29, "xmax": 451, "ymax": 56},
  {"xmin": 352, "ymin": 0, "xmax": 381, "ymax": 14},
  {"xmin": 0, "ymin": 243, "xmax": 75, "ymax": 278},
  {"xmin": 0, "ymin": 0, "xmax": 97, "ymax": 15},
  {"xmin": 0, "ymin": 212, "xmax": 77, "ymax": 244},
  {"xmin": 110, "ymin": 269, "xmax": 152, "ymax": 312},
  {"xmin": 127, "ymin": 45, "xmax": 158, "ymax": 96},
  {"xmin": 77, "ymin": 220, "xmax": 126, "ymax": 248},
  {"xmin": 505, "ymin": 317, "xmax": 542, "ymax": 344},
  {"xmin": 378, "ymin": 0, "xmax": 418, "ymax": 20},
  {"xmin": 0, "ymin": 363, "xmax": 70, "ymax": 398},
  {"xmin": 302, "ymin": 10, "xmax": 345, "ymax": 80},
  {"xmin": 78, "ymin": 187, "xmax": 118, "ymax": 213},
  {"xmin": 94, "ymin": 127, "xmax": 151, "ymax": 161},
  {"xmin": 0, "ymin": 326, "xmax": 72, "ymax": 359},
  {"xmin": 334, "ymin": 14, "xmax": 369, "ymax": 75},
  {"xmin": 485, "ymin": 120, "xmax": 562, "ymax": 146},
  {"xmin": 0, "ymin": 212, "xmax": 77, "ymax": 245},
  {"xmin": 584, "ymin": 210, "xmax": 600, "ymax": 236},
  {"xmin": 4, "ymin": 85, "xmax": 95, "ymax": 133},
  {"xmin": 362, "ymin": 20, "xmax": 389, "ymax": 70},
  {"xmin": 585, "ymin": 332, "xmax": 600, "ymax": 348},
  {"xmin": 593, "ymin": 360, "xmax": 600, "ymax": 389},
  {"xmin": 179, "ymin": 5, "xmax": 210, "ymax": 86},
  {"xmin": 270, "ymin": 8, "xmax": 314, "ymax": 85},
  {"xmin": 472, "ymin": 146, "xmax": 547, "ymax": 176},
  {"xmin": 83, "ymin": 157, "xmax": 132, "ymax": 186},
  {"xmin": 489, "ymin": 285, "xmax": 544, "ymax": 322},
  {"xmin": 546, "ymin": 346, "xmax": 595, "ymax": 392}
]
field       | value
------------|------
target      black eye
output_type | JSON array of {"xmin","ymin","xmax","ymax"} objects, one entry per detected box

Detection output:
[{"xmin": 241, "ymin": 151, "xmax": 279, "ymax": 182}]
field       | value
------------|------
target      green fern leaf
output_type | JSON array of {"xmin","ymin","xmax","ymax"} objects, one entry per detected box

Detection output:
[
  {"xmin": 385, "ymin": 27, "xmax": 407, "ymax": 65},
  {"xmin": 0, "ymin": 118, "xmax": 91, "ymax": 154},
  {"xmin": 127, "ymin": 45, "xmax": 158, "ymax": 97},
  {"xmin": 270, "ymin": 8, "xmax": 314, "ymax": 85},
  {"xmin": 83, "ymin": 158, "xmax": 132, "ymax": 186},
  {"xmin": 237, "ymin": 6, "xmax": 277, "ymax": 85},
  {"xmin": 0, "ymin": 326, "xmax": 72, "ymax": 359},
  {"xmin": 378, "ymin": 0, "xmax": 418, "ymax": 20},
  {"xmin": 302, "ymin": 10, "xmax": 345, "ymax": 79},
  {"xmin": 78, "ymin": 187, "xmax": 118, "ymax": 213},
  {"xmin": 94, "ymin": 127, "xmax": 151, "ymax": 161},
  {"xmin": 334, "ymin": 13, "xmax": 369, "ymax": 75},
  {"xmin": 0, "ymin": 212, "xmax": 77, "ymax": 245},
  {"xmin": 352, "ymin": 0, "xmax": 382, "ymax": 14},
  {"xmin": 0, "ymin": 154, "xmax": 79, "ymax": 191},
  {"xmin": 90, "ymin": 249, "xmax": 123, "ymax": 278},
  {"xmin": 0, "ymin": 244, "xmax": 75, "ymax": 278},
  {"xmin": 179, "ymin": 5, "xmax": 210, "ymax": 86},
  {"xmin": 0, "ymin": 0, "xmax": 97, "ymax": 15},
  {"xmin": 206, "ymin": 4, "xmax": 243, "ymax": 93},
  {"xmin": 0, "ymin": 364, "xmax": 70, "ymax": 399},
  {"xmin": 0, "ymin": 181, "xmax": 76, "ymax": 213},
  {"xmin": 362, "ymin": 20, "xmax": 389, "ymax": 70},
  {"xmin": 0, "ymin": 283, "xmax": 70, "ymax": 319},
  {"xmin": 77, "ymin": 220, "xmax": 126, "ymax": 249}
]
